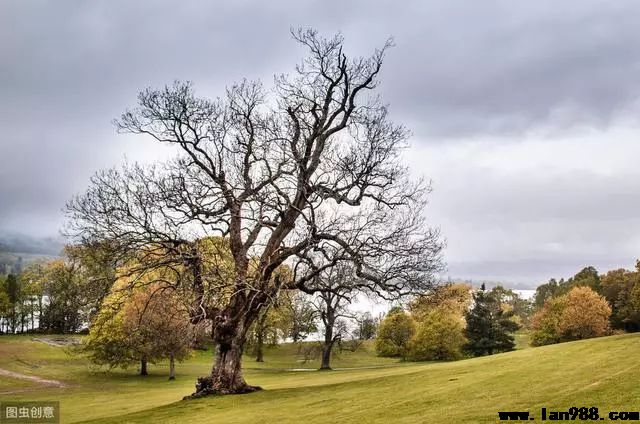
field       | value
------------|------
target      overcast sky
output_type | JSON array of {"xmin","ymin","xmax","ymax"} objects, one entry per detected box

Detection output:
[{"xmin": 2, "ymin": 0, "xmax": 640, "ymax": 288}]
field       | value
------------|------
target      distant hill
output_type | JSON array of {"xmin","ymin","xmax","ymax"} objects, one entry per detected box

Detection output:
[
  {"xmin": 0, "ymin": 233, "xmax": 63, "ymax": 274},
  {"xmin": 446, "ymin": 277, "xmax": 536, "ymax": 291},
  {"xmin": 0, "ymin": 232, "xmax": 64, "ymax": 256}
]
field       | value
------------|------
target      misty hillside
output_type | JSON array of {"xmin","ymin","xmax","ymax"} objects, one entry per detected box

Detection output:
[
  {"xmin": 0, "ymin": 232, "xmax": 64, "ymax": 256},
  {"xmin": 0, "ymin": 233, "xmax": 63, "ymax": 273}
]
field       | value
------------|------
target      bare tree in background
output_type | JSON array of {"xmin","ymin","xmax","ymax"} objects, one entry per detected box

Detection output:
[
  {"xmin": 66, "ymin": 29, "xmax": 444, "ymax": 397},
  {"xmin": 313, "ymin": 266, "xmax": 356, "ymax": 370},
  {"xmin": 282, "ymin": 291, "xmax": 317, "ymax": 343}
]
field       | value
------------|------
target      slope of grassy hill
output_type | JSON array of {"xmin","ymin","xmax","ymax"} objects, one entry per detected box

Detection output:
[{"xmin": 0, "ymin": 333, "xmax": 638, "ymax": 423}]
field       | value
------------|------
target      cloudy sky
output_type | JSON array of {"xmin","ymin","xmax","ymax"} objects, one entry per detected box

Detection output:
[{"xmin": 1, "ymin": 0, "xmax": 640, "ymax": 287}]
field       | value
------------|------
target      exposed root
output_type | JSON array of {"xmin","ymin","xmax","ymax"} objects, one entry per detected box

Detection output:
[{"xmin": 182, "ymin": 376, "xmax": 262, "ymax": 400}]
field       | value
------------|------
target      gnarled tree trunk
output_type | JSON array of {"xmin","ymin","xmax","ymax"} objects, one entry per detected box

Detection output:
[
  {"xmin": 186, "ymin": 300, "xmax": 264, "ymax": 398},
  {"xmin": 66, "ymin": 30, "xmax": 445, "ymax": 402}
]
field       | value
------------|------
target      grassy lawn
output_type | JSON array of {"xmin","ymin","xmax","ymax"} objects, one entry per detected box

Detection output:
[{"xmin": 0, "ymin": 333, "xmax": 638, "ymax": 423}]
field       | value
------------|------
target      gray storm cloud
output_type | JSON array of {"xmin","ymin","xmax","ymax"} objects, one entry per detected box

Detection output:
[{"xmin": 1, "ymin": 0, "xmax": 639, "ymax": 285}]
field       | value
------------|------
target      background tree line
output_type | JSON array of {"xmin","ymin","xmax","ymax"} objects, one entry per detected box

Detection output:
[
  {"xmin": 0, "ymin": 239, "xmax": 385, "ymax": 377},
  {"xmin": 530, "ymin": 262, "xmax": 640, "ymax": 346},
  {"xmin": 375, "ymin": 283, "xmax": 528, "ymax": 361},
  {"xmin": 374, "ymin": 260, "xmax": 640, "ymax": 361},
  {"xmin": 0, "ymin": 244, "xmax": 115, "ymax": 334},
  {"xmin": 6, "ymin": 249, "xmax": 639, "ymax": 379}
]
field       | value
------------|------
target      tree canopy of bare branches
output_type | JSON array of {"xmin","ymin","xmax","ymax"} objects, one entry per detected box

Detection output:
[{"xmin": 66, "ymin": 28, "xmax": 444, "ymax": 397}]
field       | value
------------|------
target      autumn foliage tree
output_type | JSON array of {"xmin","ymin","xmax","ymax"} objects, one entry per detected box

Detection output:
[
  {"xmin": 404, "ymin": 283, "xmax": 471, "ymax": 361},
  {"xmin": 66, "ymin": 29, "xmax": 443, "ymax": 396},
  {"xmin": 376, "ymin": 286, "xmax": 469, "ymax": 362},
  {"xmin": 83, "ymin": 282, "xmax": 194, "ymax": 379},
  {"xmin": 600, "ymin": 262, "xmax": 640, "ymax": 331},
  {"xmin": 534, "ymin": 266, "xmax": 602, "ymax": 309},
  {"xmin": 407, "ymin": 307, "xmax": 466, "ymax": 361},
  {"xmin": 531, "ymin": 286, "xmax": 611, "ymax": 346},
  {"xmin": 375, "ymin": 309, "xmax": 416, "ymax": 357},
  {"xmin": 409, "ymin": 283, "xmax": 471, "ymax": 319}
]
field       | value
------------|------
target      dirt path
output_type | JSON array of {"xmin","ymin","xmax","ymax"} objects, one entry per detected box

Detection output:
[
  {"xmin": 32, "ymin": 336, "xmax": 79, "ymax": 347},
  {"xmin": 0, "ymin": 367, "xmax": 68, "ymax": 388}
]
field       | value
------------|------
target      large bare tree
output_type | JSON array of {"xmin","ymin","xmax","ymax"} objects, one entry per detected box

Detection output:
[{"xmin": 66, "ymin": 29, "xmax": 444, "ymax": 397}]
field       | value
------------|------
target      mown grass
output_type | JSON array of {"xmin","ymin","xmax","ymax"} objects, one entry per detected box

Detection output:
[{"xmin": 1, "ymin": 333, "xmax": 638, "ymax": 423}]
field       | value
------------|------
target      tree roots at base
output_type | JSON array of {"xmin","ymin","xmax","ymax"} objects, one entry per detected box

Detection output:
[{"xmin": 182, "ymin": 376, "xmax": 263, "ymax": 400}]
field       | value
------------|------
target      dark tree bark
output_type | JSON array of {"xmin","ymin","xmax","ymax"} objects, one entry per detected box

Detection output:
[
  {"xmin": 320, "ymin": 345, "xmax": 333, "ymax": 370},
  {"xmin": 140, "ymin": 358, "xmax": 148, "ymax": 376},
  {"xmin": 315, "ymin": 275, "xmax": 353, "ymax": 371},
  {"xmin": 169, "ymin": 353, "xmax": 176, "ymax": 380},
  {"xmin": 319, "ymin": 291, "xmax": 338, "ymax": 370},
  {"xmin": 66, "ymin": 29, "xmax": 444, "ymax": 398},
  {"xmin": 255, "ymin": 342, "xmax": 264, "ymax": 363},
  {"xmin": 254, "ymin": 310, "xmax": 268, "ymax": 363},
  {"xmin": 189, "ymin": 304, "xmax": 262, "ymax": 397},
  {"xmin": 320, "ymin": 321, "xmax": 335, "ymax": 370}
]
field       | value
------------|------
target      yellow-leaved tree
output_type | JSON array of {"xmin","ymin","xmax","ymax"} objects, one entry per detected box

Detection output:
[
  {"xmin": 531, "ymin": 286, "xmax": 611, "ymax": 346},
  {"xmin": 82, "ymin": 265, "xmax": 195, "ymax": 379}
]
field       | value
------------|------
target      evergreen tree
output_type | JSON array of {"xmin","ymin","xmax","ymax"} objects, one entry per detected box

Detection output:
[{"xmin": 464, "ymin": 284, "xmax": 517, "ymax": 356}]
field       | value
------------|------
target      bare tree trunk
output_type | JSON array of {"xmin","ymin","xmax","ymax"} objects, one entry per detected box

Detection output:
[
  {"xmin": 255, "ymin": 334, "xmax": 264, "ymax": 363},
  {"xmin": 320, "ymin": 342, "xmax": 333, "ymax": 370},
  {"xmin": 187, "ymin": 302, "xmax": 264, "ymax": 398},
  {"xmin": 319, "ymin": 292, "xmax": 336, "ymax": 370},
  {"xmin": 189, "ymin": 335, "xmax": 257, "ymax": 397},
  {"xmin": 38, "ymin": 297, "xmax": 43, "ymax": 331},
  {"xmin": 169, "ymin": 353, "xmax": 175, "ymax": 380},
  {"xmin": 254, "ymin": 310, "xmax": 268, "ymax": 363},
  {"xmin": 211, "ymin": 336, "xmax": 247, "ymax": 390},
  {"xmin": 140, "ymin": 357, "xmax": 148, "ymax": 376},
  {"xmin": 320, "ymin": 320, "xmax": 334, "ymax": 370},
  {"xmin": 30, "ymin": 300, "xmax": 34, "ymax": 331}
]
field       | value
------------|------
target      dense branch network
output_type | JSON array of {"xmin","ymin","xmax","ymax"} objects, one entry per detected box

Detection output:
[{"xmin": 66, "ymin": 28, "xmax": 444, "ymax": 395}]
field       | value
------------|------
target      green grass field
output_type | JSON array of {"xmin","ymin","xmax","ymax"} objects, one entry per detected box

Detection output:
[{"xmin": 1, "ymin": 333, "xmax": 638, "ymax": 423}]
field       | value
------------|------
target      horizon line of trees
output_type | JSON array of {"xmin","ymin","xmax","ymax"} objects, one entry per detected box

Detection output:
[
  {"xmin": 0, "ymin": 244, "xmax": 116, "ymax": 335},
  {"xmin": 529, "ymin": 262, "xmax": 640, "ymax": 346},
  {"xmin": 375, "ymin": 283, "xmax": 527, "ymax": 361},
  {"xmin": 5, "ymin": 251, "xmax": 640, "ymax": 381},
  {"xmin": 0, "ymin": 240, "xmax": 388, "ymax": 377}
]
